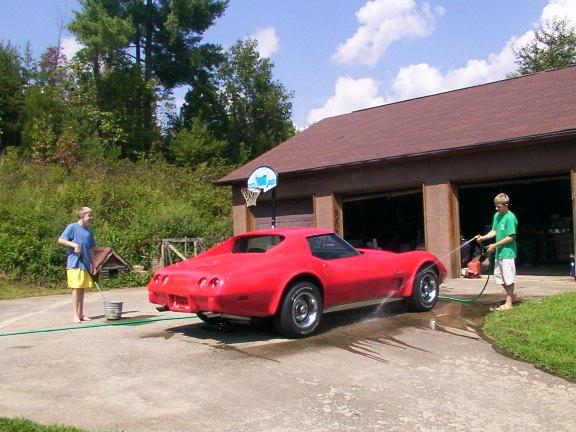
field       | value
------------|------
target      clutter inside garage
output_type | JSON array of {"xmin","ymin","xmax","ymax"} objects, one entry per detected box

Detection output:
[
  {"xmin": 459, "ymin": 175, "xmax": 573, "ymax": 275},
  {"xmin": 342, "ymin": 189, "xmax": 424, "ymax": 252}
]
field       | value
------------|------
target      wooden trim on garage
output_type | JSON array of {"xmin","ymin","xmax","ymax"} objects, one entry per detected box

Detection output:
[
  {"xmin": 572, "ymin": 169, "xmax": 576, "ymax": 262},
  {"xmin": 448, "ymin": 181, "xmax": 461, "ymax": 277},
  {"xmin": 334, "ymin": 194, "xmax": 343, "ymax": 235}
]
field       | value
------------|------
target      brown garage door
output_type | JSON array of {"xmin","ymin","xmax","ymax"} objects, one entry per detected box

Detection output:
[{"xmin": 253, "ymin": 197, "xmax": 314, "ymax": 230}]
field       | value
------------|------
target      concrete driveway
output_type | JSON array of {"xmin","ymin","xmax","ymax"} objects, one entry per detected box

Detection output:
[{"xmin": 1, "ymin": 275, "xmax": 575, "ymax": 432}]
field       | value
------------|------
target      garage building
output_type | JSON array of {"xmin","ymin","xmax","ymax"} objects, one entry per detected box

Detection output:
[{"xmin": 217, "ymin": 66, "xmax": 576, "ymax": 278}]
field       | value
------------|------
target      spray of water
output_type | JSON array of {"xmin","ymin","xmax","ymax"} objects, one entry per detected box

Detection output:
[
  {"xmin": 370, "ymin": 237, "xmax": 479, "ymax": 318},
  {"xmin": 421, "ymin": 237, "xmax": 476, "ymax": 274}
]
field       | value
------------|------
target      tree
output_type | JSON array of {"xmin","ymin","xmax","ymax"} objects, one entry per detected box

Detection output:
[
  {"xmin": 67, "ymin": 0, "xmax": 228, "ymax": 157},
  {"xmin": 217, "ymin": 38, "xmax": 295, "ymax": 164},
  {"xmin": 513, "ymin": 18, "xmax": 576, "ymax": 75},
  {"xmin": 134, "ymin": 0, "xmax": 228, "ymax": 87},
  {"xmin": 171, "ymin": 116, "xmax": 225, "ymax": 166},
  {"xmin": 180, "ymin": 70, "xmax": 228, "ymax": 141},
  {"xmin": 0, "ymin": 42, "xmax": 26, "ymax": 150}
]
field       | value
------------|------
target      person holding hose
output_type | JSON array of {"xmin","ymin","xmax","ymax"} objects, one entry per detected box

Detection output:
[
  {"xmin": 57, "ymin": 207, "xmax": 96, "ymax": 323},
  {"xmin": 476, "ymin": 193, "xmax": 518, "ymax": 311}
]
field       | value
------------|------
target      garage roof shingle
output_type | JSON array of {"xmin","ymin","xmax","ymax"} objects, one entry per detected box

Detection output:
[{"xmin": 218, "ymin": 66, "xmax": 576, "ymax": 184}]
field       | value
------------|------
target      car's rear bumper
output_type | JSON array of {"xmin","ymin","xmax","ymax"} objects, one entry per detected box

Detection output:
[
  {"xmin": 148, "ymin": 286, "xmax": 275, "ymax": 317},
  {"xmin": 148, "ymin": 288, "xmax": 217, "ymax": 313}
]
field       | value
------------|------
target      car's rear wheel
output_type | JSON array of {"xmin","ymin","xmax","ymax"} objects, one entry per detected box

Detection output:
[
  {"xmin": 274, "ymin": 281, "xmax": 323, "ymax": 338},
  {"xmin": 406, "ymin": 268, "xmax": 438, "ymax": 311}
]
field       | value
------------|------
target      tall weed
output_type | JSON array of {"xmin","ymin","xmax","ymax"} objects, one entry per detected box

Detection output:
[{"xmin": 0, "ymin": 154, "xmax": 233, "ymax": 283}]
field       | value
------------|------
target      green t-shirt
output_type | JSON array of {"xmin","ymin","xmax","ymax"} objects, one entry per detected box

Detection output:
[{"xmin": 492, "ymin": 210, "xmax": 518, "ymax": 259}]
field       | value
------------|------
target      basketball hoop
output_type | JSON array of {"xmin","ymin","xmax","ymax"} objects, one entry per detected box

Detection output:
[{"xmin": 241, "ymin": 187, "xmax": 261, "ymax": 207}]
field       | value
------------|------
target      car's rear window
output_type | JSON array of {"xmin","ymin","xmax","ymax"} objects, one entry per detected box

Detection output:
[{"xmin": 232, "ymin": 235, "xmax": 284, "ymax": 253}]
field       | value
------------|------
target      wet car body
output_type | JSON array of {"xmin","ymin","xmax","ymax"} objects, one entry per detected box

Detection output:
[{"xmin": 148, "ymin": 227, "xmax": 446, "ymax": 337}]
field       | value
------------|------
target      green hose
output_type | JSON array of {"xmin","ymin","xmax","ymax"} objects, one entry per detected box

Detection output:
[
  {"xmin": 0, "ymin": 315, "xmax": 197, "ymax": 337},
  {"xmin": 438, "ymin": 245, "xmax": 494, "ymax": 305}
]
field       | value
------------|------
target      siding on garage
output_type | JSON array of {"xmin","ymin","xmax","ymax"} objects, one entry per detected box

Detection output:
[{"xmin": 253, "ymin": 197, "xmax": 314, "ymax": 230}]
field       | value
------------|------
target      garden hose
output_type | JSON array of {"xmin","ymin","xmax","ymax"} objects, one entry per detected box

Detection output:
[
  {"xmin": 0, "ymin": 315, "xmax": 197, "ymax": 337},
  {"xmin": 438, "ymin": 243, "xmax": 494, "ymax": 305}
]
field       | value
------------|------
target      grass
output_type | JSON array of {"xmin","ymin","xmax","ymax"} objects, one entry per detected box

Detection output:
[
  {"xmin": 0, "ymin": 418, "xmax": 91, "ymax": 432},
  {"xmin": 0, "ymin": 273, "xmax": 150, "ymax": 301},
  {"xmin": 483, "ymin": 292, "xmax": 576, "ymax": 382},
  {"xmin": 0, "ymin": 281, "xmax": 69, "ymax": 300}
]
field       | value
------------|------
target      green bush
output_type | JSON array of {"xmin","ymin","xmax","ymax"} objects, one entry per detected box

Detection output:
[
  {"xmin": 98, "ymin": 271, "xmax": 153, "ymax": 289},
  {"xmin": 0, "ymin": 153, "xmax": 233, "ymax": 284}
]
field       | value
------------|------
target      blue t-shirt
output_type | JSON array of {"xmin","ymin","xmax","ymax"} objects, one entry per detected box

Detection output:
[{"xmin": 59, "ymin": 223, "xmax": 96, "ymax": 270}]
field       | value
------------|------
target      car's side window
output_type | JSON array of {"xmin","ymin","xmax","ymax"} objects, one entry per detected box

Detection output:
[
  {"xmin": 233, "ymin": 235, "xmax": 284, "ymax": 253},
  {"xmin": 306, "ymin": 234, "xmax": 360, "ymax": 260}
]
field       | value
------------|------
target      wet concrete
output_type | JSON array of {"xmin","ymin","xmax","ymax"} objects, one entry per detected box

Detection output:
[
  {"xmin": 149, "ymin": 296, "xmax": 500, "ymax": 364},
  {"xmin": 1, "ymin": 278, "xmax": 575, "ymax": 431}
]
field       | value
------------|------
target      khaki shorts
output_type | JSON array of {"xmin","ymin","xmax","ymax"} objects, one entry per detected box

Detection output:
[
  {"xmin": 67, "ymin": 268, "xmax": 94, "ymax": 289},
  {"xmin": 494, "ymin": 258, "xmax": 516, "ymax": 286}
]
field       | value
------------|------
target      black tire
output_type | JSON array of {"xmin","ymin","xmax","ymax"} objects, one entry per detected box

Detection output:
[
  {"xmin": 406, "ymin": 269, "xmax": 439, "ymax": 311},
  {"xmin": 274, "ymin": 281, "xmax": 323, "ymax": 338}
]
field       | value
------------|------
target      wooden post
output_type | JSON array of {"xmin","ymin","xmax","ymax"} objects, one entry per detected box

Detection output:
[
  {"xmin": 423, "ymin": 182, "xmax": 460, "ymax": 278},
  {"xmin": 572, "ymin": 169, "xmax": 576, "ymax": 269}
]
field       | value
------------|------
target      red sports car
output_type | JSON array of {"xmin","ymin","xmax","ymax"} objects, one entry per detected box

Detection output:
[{"xmin": 148, "ymin": 228, "xmax": 446, "ymax": 338}]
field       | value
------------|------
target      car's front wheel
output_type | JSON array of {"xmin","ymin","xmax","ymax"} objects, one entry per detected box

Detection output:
[
  {"xmin": 274, "ymin": 281, "xmax": 323, "ymax": 338},
  {"xmin": 406, "ymin": 268, "xmax": 438, "ymax": 311}
]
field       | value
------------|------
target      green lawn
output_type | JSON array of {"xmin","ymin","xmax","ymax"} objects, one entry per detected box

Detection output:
[
  {"xmin": 0, "ymin": 281, "xmax": 69, "ymax": 300},
  {"xmin": 0, "ymin": 272, "xmax": 151, "ymax": 300},
  {"xmin": 0, "ymin": 418, "xmax": 91, "ymax": 432},
  {"xmin": 483, "ymin": 292, "xmax": 576, "ymax": 382}
]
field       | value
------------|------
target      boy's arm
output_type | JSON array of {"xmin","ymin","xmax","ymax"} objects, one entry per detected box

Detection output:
[
  {"xmin": 57, "ymin": 238, "xmax": 81, "ymax": 255},
  {"xmin": 486, "ymin": 234, "xmax": 515, "ymax": 255},
  {"xmin": 475, "ymin": 229, "xmax": 496, "ymax": 243}
]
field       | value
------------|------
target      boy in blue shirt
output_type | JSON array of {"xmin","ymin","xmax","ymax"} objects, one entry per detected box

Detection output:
[{"xmin": 58, "ymin": 207, "xmax": 96, "ymax": 323}]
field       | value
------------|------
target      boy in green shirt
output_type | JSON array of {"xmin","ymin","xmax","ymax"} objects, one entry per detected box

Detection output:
[{"xmin": 475, "ymin": 193, "xmax": 518, "ymax": 310}]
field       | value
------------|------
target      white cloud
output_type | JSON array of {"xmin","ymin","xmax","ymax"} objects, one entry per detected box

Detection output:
[
  {"xmin": 541, "ymin": 0, "xmax": 576, "ymax": 23},
  {"xmin": 390, "ymin": 37, "xmax": 521, "ymax": 100},
  {"xmin": 252, "ymin": 26, "xmax": 280, "ymax": 58},
  {"xmin": 60, "ymin": 35, "xmax": 82, "ymax": 60},
  {"xmin": 389, "ymin": 0, "xmax": 576, "ymax": 102},
  {"xmin": 309, "ymin": 0, "xmax": 576, "ymax": 125},
  {"xmin": 307, "ymin": 77, "xmax": 386, "ymax": 124},
  {"xmin": 332, "ymin": 0, "xmax": 444, "ymax": 67}
]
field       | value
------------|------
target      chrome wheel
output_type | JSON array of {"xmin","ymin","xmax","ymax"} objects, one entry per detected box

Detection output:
[
  {"xmin": 406, "ymin": 269, "xmax": 439, "ymax": 311},
  {"xmin": 292, "ymin": 291, "xmax": 319, "ymax": 329},
  {"xmin": 419, "ymin": 272, "xmax": 438, "ymax": 305},
  {"xmin": 274, "ymin": 281, "xmax": 323, "ymax": 338}
]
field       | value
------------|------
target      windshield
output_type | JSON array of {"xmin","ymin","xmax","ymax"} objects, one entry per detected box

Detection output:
[
  {"xmin": 306, "ymin": 233, "xmax": 360, "ymax": 260},
  {"xmin": 232, "ymin": 235, "xmax": 284, "ymax": 253}
]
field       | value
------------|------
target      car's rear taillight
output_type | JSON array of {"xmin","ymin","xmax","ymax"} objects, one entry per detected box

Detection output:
[
  {"xmin": 209, "ymin": 277, "xmax": 220, "ymax": 289},
  {"xmin": 198, "ymin": 277, "xmax": 207, "ymax": 288}
]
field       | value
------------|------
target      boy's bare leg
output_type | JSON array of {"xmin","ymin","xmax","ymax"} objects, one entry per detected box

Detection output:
[
  {"xmin": 72, "ymin": 289, "xmax": 82, "ymax": 323},
  {"xmin": 503, "ymin": 283, "xmax": 515, "ymax": 308},
  {"xmin": 77, "ymin": 289, "xmax": 91, "ymax": 321}
]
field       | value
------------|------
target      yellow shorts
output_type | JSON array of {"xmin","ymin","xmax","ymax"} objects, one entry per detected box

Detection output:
[{"xmin": 67, "ymin": 269, "xmax": 94, "ymax": 289}]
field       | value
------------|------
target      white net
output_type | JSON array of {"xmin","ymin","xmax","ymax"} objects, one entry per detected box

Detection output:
[{"xmin": 241, "ymin": 188, "xmax": 261, "ymax": 207}]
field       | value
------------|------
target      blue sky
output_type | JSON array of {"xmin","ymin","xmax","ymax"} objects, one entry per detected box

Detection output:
[{"xmin": 1, "ymin": 0, "xmax": 575, "ymax": 129}]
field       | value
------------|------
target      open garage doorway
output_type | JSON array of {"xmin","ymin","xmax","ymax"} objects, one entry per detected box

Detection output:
[
  {"xmin": 342, "ymin": 189, "xmax": 424, "ymax": 252},
  {"xmin": 459, "ymin": 175, "xmax": 574, "ymax": 276}
]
